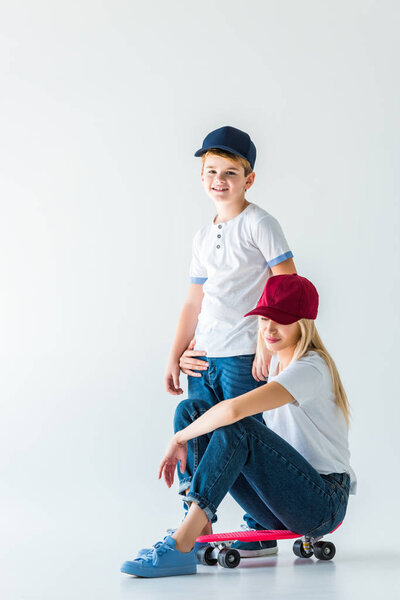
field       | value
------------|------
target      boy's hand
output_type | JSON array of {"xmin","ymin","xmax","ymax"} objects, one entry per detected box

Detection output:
[
  {"xmin": 252, "ymin": 346, "xmax": 271, "ymax": 382},
  {"xmin": 179, "ymin": 338, "xmax": 208, "ymax": 378},
  {"xmin": 164, "ymin": 359, "xmax": 183, "ymax": 395}
]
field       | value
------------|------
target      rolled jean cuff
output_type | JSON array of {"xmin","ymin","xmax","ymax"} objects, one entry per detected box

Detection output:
[
  {"xmin": 184, "ymin": 492, "xmax": 217, "ymax": 523},
  {"xmin": 178, "ymin": 478, "xmax": 192, "ymax": 495}
]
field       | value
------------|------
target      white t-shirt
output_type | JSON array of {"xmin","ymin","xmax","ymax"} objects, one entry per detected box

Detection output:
[
  {"xmin": 267, "ymin": 351, "xmax": 357, "ymax": 494},
  {"xmin": 189, "ymin": 203, "xmax": 293, "ymax": 357}
]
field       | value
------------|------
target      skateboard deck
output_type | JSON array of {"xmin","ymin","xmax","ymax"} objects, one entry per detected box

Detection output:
[
  {"xmin": 197, "ymin": 522, "xmax": 341, "ymax": 544},
  {"xmin": 197, "ymin": 529, "xmax": 301, "ymax": 543}
]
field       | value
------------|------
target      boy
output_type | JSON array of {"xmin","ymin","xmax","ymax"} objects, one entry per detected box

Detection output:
[{"xmin": 165, "ymin": 126, "xmax": 297, "ymax": 556}]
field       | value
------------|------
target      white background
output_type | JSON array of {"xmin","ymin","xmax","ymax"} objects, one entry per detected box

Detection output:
[{"xmin": 0, "ymin": 1, "xmax": 399, "ymax": 598}]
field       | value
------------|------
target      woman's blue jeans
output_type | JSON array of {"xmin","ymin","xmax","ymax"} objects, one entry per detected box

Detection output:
[
  {"xmin": 173, "ymin": 398, "xmax": 350, "ymax": 537},
  {"xmin": 185, "ymin": 354, "xmax": 265, "ymax": 527}
]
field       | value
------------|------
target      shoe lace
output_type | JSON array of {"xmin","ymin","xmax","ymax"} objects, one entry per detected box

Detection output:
[
  {"xmin": 166, "ymin": 528, "xmax": 176, "ymax": 534},
  {"xmin": 240, "ymin": 524, "xmax": 257, "ymax": 531},
  {"xmin": 151, "ymin": 542, "xmax": 175, "ymax": 566},
  {"xmin": 141, "ymin": 529, "xmax": 177, "ymax": 559},
  {"xmin": 141, "ymin": 540, "xmax": 164, "ymax": 558}
]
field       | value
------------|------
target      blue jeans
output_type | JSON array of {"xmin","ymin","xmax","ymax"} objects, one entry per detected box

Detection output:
[
  {"xmin": 174, "ymin": 398, "xmax": 350, "ymax": 537},
  {"xmin": 185, "ymin": 354, "xmax": 264, "ymax": 527},
  {"xmin": 188, "ymin": 355, "xmax": 265, "ymax": 424}
]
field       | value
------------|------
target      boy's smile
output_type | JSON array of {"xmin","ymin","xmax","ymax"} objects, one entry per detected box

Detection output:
[
  {"xmin": 212, "ymin": 186, "xmax": 229, "ymax": 193},
  {"xmin": 201, "ymin": 155, "xmax": 255, "ymax": 205}
]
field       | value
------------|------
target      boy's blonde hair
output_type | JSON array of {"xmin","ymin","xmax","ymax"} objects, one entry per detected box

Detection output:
[
  {"xmin": 200, "ymin": 149, "xmax": 253, "ymax": 176},
  {"xmin": 257, "ymin": 318, "xmax": 351, "ymax": 426}
]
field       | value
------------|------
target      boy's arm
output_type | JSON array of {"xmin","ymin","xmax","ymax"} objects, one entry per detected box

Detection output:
[
  {"xmin": 164, "ymin": 283, "xmax": 204, "ymax": 395},
  {"xmin": 270, "ymin": 257, "xmax": 297, "ymax": 276}
]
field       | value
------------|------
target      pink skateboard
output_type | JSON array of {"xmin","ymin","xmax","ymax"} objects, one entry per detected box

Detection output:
[{"xmin": 196, "ymin": 524, "xmax": 341, "ymax": 568}]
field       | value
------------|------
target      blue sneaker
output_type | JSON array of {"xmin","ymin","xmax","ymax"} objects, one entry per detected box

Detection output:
[
  {"xmin": 137, "ymin": 529, "xmax": 177, "ymax": 558},
  {"xmin": 138, "ymin": 536, "xmax": 208, "ymax": 565},
  {"xmin": 121, "ymin": 536, "xmax": 197, "ymax": 578}
]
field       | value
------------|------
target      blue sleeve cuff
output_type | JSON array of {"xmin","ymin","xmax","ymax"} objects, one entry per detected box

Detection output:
[
  {"xmin": 190, "ymin": 276, "xmax": 208, "ymax": 284},
  {"xmin": 268, "ymin": 251, "xmax": 294, "ymax": 267}
]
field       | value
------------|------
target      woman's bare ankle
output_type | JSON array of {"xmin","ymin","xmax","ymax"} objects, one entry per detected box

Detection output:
[
  {"xmin": 174, "ymin": 540, "xmax": 194, "ymax": 553},
  {"xmin": 200, "ymin": 521, "xmax": 212, "ymax": 536}
]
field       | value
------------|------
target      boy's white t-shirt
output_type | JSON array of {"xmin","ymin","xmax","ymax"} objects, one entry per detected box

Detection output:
[
  {"xmin": 267, "ymin": 351, "xmax": 357, "ymax": 494},
  {"xmin": 190, "ymin": 203, "xmax": 293, "ymax": 357}
]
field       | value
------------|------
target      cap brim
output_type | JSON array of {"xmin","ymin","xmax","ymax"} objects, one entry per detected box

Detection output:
[
  {"xmin": 243, "ymin": 306, "xmax": 299, "ymax": 325},
  {"xmin": 194, "ymin": 145, "xmax": 251, "ymax": 166}
]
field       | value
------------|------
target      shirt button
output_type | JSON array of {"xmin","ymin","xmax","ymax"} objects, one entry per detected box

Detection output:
[
  {"xmin": 216, "ymin": 245, "xmax": 220, "ymax": 249},
  {"xmin": 218, "ymin": 224, "xmax": 222, "ymax": 229},
  {"xmin": 217, "ymin": 234, "xmax": 221, "ymax": 238}
]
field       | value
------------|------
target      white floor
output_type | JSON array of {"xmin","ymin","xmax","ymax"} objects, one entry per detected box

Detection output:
[{"xmin": 3, "ymin": 533, "xmax": 399, "ymax": 600}]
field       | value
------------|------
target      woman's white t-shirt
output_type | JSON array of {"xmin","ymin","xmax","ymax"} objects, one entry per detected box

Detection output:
[{"xmin": 266, "ymin": 351, "xmax": 357, "ymax": 494}]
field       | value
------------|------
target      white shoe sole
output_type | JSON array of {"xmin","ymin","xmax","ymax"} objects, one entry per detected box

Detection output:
[{"xmin": 237, "ymin": 546, "xmax": 279, "ymax": 558}]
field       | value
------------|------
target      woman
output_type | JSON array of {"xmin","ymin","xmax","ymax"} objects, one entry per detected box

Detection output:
[{"xmin": 121, "ymin": 274, "xmax": 356, "ymax": 578}]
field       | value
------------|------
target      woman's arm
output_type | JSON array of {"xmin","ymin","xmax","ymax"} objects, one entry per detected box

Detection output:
[
  {"xmin": 175, "ymin": 382, "xmax": 293, "ymax": 444},
  {"xmin": 159, "ymin": 382, "xmax": 293, "ymax": 486}
]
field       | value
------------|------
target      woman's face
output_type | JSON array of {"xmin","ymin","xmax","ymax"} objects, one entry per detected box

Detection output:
[{"xmin": 259, "ymin": 316, "xmax": 301, "ymax": 352}]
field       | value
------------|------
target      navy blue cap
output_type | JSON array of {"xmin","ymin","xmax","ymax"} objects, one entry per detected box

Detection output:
[{"xmin": 194, "ymin": 126, "xmax": 256, "ymax": 169}]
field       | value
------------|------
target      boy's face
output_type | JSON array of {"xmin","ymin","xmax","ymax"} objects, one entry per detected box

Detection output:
[{"xmin": 201, "ymin": 155, "xmax": 255, "ymax": 204}]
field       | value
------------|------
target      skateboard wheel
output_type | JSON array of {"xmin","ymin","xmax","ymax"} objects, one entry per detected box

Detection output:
[
  {"xmin": 313, "ymin": 541, "xmax": 336, "ymax": 561},
  {"xmin": 217, "ymin": 548, "xmax": 241, "ymax": 569},
  {"xmin": 197, "ymin": 545, "xmax": 218, "ymax": 566},
  {"xmin": 293, "ymin": 539, "xmax": 314, "ymax": 558}
]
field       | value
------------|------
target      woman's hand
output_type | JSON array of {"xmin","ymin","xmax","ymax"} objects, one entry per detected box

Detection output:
[
  {"xmin": 252, "ymin": 344, "xmax": 271, "ymax": 382},
  {"xmin": 179, "ymin": 338, "xmax": 208, "ymax": 378},
  {"xmin": 158, "ymin": 436, "xmax": 188, "ymax": 488}
]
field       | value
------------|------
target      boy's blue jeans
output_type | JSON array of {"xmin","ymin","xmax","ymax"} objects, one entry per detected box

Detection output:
[
  {"xmin": 187, "ymin": 355, "xmax": 265, "ymax": 423},
  {"xmin": 174, "ymin": 398, "xmax": 350, "ymax": 537},
  {"xmin": 183, "ymin": 354, "xmax": 264, "ymax": 527}
]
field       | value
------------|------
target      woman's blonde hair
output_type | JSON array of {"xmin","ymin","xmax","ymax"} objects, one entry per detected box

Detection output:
[
  {"xmin": 200, "ymin": 149, "xmax": 253, "ymax": 176},
  {"xmin": 257, "ymin": 318, "xmax": 350, "ymax": 426}
]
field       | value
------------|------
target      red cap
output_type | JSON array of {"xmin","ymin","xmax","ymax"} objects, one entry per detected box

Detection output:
[{"xmin": 244, "ymin": 274, "xmax": 319, "ymax": 324}]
